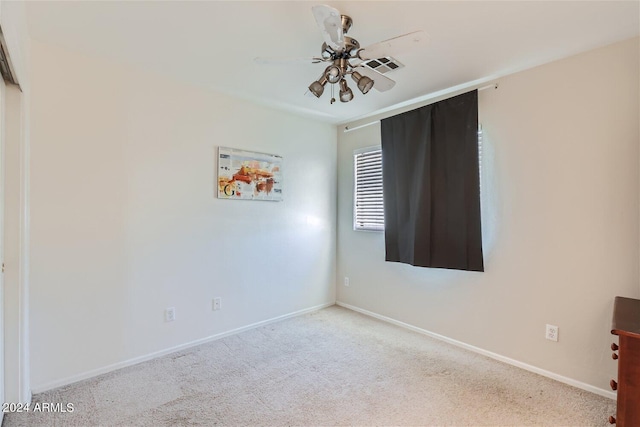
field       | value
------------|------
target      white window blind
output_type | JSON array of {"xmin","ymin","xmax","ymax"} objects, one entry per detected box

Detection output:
[{"xmin": 354, "ymin": 147, "xmax": 384, "ymax": 231}]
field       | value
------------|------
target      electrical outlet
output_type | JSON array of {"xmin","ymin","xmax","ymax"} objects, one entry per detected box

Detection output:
[
  {"xmin": 213, "ymin": 297, "xmax": 221, "ymax": 311},
  {"xmin": 165, "ymin": 307, "xmax": 176, "ymax": 322},
  {"xmin": 545, "ymin": 324, "xmax": 558, "ymax": 342},
  {"xmin": 344, "ymin": 277, "xmax": 350, "ymax": 287}
]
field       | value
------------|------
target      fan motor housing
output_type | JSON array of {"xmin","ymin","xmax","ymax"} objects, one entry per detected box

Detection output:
[{"xmin": 321, "ymin": 37, "xmax": 360, "ymax": 59}]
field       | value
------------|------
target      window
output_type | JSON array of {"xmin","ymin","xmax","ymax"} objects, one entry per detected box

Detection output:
[
  {"xmin": 352, "ymin": 129, "xmax": 482, "ymax": 233},
  {"xmin": 353, "ymin": 147, "xmax": 384, "ymax": 231}
]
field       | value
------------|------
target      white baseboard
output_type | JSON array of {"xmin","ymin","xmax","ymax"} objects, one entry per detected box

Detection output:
[
  {"xmin": 336, "ymin": 301, "xmax": 616, "ymax": 401},
  {"xmin": 32, "ymin": 302, "xmax": 335, "ymax": 394}
]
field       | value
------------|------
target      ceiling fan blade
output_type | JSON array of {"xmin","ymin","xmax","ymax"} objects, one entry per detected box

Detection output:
[
  {"xmin": 353, "ymin": 66, "xmax": 396, "ymax": 92},
  {"xmin": 254, "ymin": 57, "xmax": 324, "ymax": 65},
  {"xmin": 358, "ymin": 31, "xmax": 428, "ymax": 60},
  {"xmin": 312, "ymin": 5, "xmax": 345, "ymax": 51}
]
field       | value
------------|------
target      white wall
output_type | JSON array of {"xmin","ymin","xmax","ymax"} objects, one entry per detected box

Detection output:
[
  {"xmin": 337, "ymin": 37, "xmax": 639, "ymax": 392},
  {"xmin": 29, "ymin": 41, "xmax": 337, "ymax": 391}
]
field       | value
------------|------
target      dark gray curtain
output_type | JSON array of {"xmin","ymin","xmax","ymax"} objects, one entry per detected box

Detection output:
[{"xmin": 381, "ymin": 90, "xmax": 483, "ymax": 271}]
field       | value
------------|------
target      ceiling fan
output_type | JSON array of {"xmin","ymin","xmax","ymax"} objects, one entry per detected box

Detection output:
[{"xmin": 254, "ymin": 5, "xmax": 428, "ymax": 104}]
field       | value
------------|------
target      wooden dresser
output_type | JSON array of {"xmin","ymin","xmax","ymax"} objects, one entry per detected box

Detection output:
[{"xmin": 610, "ymin": 296, "xmax": 640, "ymax": 425}]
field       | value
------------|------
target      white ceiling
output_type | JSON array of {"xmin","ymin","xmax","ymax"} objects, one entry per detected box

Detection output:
[{"xmin": 26, "ymin": 1, "xmax": 639, "ymax": 124}]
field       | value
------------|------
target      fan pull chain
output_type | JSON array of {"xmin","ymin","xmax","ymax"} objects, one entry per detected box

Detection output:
[{"xmin": 330, "ymin": 83, "xmax": 336, "ymax": 104}]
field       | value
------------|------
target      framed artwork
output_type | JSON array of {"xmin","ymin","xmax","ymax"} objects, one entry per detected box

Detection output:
[{"xmin": 217, "ymin": 147, "xmax": 283, "ymax": 201}]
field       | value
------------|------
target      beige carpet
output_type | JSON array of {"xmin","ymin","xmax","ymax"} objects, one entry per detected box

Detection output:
[{"xmin": 4, "ymin": 305, "xmax": 614, "ymax": 426}]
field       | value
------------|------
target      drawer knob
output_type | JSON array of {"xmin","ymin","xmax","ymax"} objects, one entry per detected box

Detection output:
[
  {"xmin": 611, "ymin": 343, "xmax": 619, "ymax": 351},
  {"xmin": 610, "ymin": 379, "xmax": 617, "ymax": 390},
  {"xmin": 609, "ymin": 415, "xmax": 616, "ymax": 424},
  {"xmin": 612, "ymin": 352, "xmax": 619, "ymax": 360}
]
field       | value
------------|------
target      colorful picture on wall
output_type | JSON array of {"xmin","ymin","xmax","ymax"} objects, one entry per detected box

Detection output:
[{"xmin": 217, "ymin": 147, "xmax": 283, "ymax": 201}]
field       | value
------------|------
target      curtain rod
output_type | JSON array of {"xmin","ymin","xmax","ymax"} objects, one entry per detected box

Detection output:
[{"xmin": 343, "ymin": 83, "xmax": 499, "ymax": 133}]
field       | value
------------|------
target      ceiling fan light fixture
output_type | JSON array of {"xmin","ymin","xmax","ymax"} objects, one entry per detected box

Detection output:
[
  {"xmin": 339, "ymin": 79, "xmax": 354, "ymax": 102},
  {"xmin": 324, "ymin": 65, "xmax": 342, "ymax": 84},
  {"xmin": 309, "ymin": 75, "xmax": 328, "ymax": 98},
  {"xmin": 352, "ymin": 71, "xmax": 374, "ymax": 94}
]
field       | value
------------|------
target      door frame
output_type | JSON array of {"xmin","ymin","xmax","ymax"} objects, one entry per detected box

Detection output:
[{"xmin": 0, "ymin": 21, "xmax": 29, "ymax": 407}]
